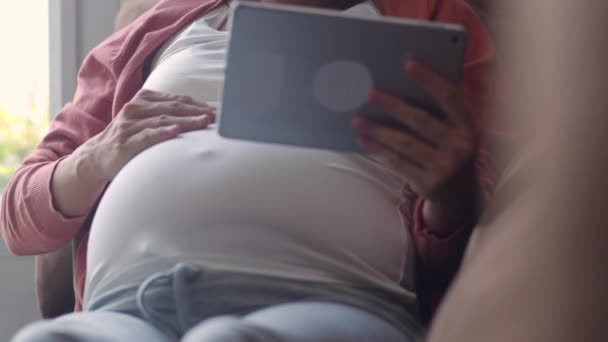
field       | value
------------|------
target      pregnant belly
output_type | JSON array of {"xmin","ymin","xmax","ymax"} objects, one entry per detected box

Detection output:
[{"xmin": 85, "ymin": 128, "xmax": 409, "ymax": 301}]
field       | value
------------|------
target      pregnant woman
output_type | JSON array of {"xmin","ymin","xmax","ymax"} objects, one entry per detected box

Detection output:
[{"xmin": 2, "ymin": 0, "xmax": 497, "ymax": 341}]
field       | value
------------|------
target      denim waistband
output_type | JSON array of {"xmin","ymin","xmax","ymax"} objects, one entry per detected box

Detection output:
[{"xmin": 88, "ymin": 263, "xmax": 421, "ymax": 339}]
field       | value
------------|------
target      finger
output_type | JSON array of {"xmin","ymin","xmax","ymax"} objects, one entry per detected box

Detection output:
[
  {"xmin": 366, "ymin": 90, "xmax": 448, "ymax": 145},
  {"xmin": 135, "ymin": 89, "xmax": 166, "ymax": 100},
  {"xmin": 405, "ymin": 60, "xmax": 471, "ymax": 127},
  {"xmin": 156, "ymin": 94, "xmax": 216, "ymax": 112},
  {"xmin": 136, "ymin": 89, "xmax": 217, "ymax": 116},
  {"xmin": 353, "ymin": 117, "xmax": 439, "ymax": 169},
  {"xmin": 126, "ymin": 125, "xmax": 181, "ymax": 155},
  {"xmin": 126, "ymin": 114, "xmax": 211, "ymax": 136},
  {"xmin": 130, "ymin": 101, "xmax": 216, "ymax": 119}
]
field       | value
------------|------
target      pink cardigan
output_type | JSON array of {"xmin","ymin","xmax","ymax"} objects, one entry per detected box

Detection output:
[{"xmin": 0, "ymin": 0, "xmax": 498, "ymax": 318}]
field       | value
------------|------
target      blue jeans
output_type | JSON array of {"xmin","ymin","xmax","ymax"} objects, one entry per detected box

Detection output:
[{"xmin": 12, "ymin": 263, "xmax": 419, "ymax": 342}]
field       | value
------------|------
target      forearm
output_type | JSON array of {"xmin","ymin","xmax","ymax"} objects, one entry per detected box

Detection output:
[{"xmin": 35, "ymin": 243, "xmax": 75, "ymax": 318}]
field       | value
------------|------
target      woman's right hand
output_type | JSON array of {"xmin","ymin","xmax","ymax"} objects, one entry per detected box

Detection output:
[{"xmin": 75, "ymin": 89, "xmax": 216, "ymax": 184}]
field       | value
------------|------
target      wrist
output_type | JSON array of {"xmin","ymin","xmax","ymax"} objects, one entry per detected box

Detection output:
[
  {"xmin": 72, "ymin": 143, "xmax": 108, "ymax": 187},
  {"xmin": 51, "ymin": 153, "xmax": 106, "ymax": 218}
]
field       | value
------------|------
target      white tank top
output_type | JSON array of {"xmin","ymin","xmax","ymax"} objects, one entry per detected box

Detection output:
[{"xmin": 84, "ymin": 1, "xmax": 414, "ymax": 306}]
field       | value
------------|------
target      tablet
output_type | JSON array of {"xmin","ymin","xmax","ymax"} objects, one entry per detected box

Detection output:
[{"xmin": 219, "ymin": 1, "xmax": 468, "ymax": 152}]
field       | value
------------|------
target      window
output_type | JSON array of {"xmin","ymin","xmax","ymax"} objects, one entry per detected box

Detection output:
[{"xmin": 0, "ymin": 1, "xmax": 49, "ymax": 190}]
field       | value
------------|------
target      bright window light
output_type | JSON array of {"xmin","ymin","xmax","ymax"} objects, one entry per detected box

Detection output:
[{"xmin": 0, "ymin": 1, "xmax": 50, "ymax": 190}]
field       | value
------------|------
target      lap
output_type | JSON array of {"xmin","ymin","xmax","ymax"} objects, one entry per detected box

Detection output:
[
  {"xmin": 12, "ymin": 302, "xmax": 411, "ymax": 342},
  {"xmin": 183, "ymin": 301, "xmax": 412, "ymax": 342},
  {"xmin": 11, "ymin": 311, "xmax": 171, "ymax": 342}
]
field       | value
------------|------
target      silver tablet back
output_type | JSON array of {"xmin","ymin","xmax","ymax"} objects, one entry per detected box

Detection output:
[{"xmin": 219, "ymin": 2, "xmax": 467, "ymax": 152}]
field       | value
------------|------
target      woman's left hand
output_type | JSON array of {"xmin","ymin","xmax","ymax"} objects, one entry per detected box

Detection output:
[{"xmin": 352, "ymin": 61, "xmax": 480, "ymax": 234}]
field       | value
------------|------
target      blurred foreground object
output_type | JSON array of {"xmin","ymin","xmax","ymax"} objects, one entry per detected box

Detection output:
[{"xmin": 428, "ymin": 1, "xmax": 608, "ymax": 341}]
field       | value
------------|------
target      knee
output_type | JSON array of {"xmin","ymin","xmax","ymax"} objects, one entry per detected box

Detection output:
[
  {"xmin": 11, "ymin": 320, "xmax": 75, "ymax": 342},
  {"xmin": 182, "ymin": 316, "xmax": 281, "ymax": 342}
]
